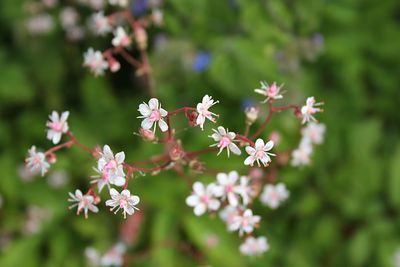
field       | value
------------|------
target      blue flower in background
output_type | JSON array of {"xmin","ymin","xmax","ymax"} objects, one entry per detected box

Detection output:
[
  {"xmin": 241, "ymin": 98, "xmax": 256, "ymax": 110},
  {"xmin": 192, "ymin": 51, "xmax": 212, "ymax": 73},
  {"xmin": 131, "ymin": 0, "xmax": 148, "ymax": 16}
]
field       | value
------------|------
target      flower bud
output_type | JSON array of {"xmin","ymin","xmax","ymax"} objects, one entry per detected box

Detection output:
[
  {"xmin": 169, "ymin": 141, "xmax": 184, "ymax": 161},
  {"xmin": 92, "ymin": 145, "xmax": 102, "ymax": 159},
  {"xmin": 47, "ymin": 153, "xmax": 57, "ymax": 164},
  {"xmin": 186, "ymin": 111, "xmax": 198, "ymax": 127},
  {"xmin": 134, "ymin": 26, "xmax": 147, "ymax": 50},
  {"xmin": 139, "ymin": 128, "xmax": 156, "ymax": 142},
  {"xmin": 269, "ymin": 131, "xmax": 281, "ymax": 145},
  {"xmin": 189, "ymin": 159, "xmax": 205, "ymax": 173},
  {"xmin": 245, "ymin": 106, "xmax": 259, "ymax": 125},
  {"xmin": 108, "ymin": 58, "xmax": 121, "ymax": 73}
]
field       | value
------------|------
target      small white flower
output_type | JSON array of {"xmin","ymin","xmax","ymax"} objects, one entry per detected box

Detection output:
[
  {"xmin": 240, "ymin": 236, "xmax": 269, "ymax": 256},
  {"xmin": 100, "ymin": 242, "xmax": 126, "ymax": 267},
  {"xmin": 301, "ymin": 96, "xmax": 323, "ymax": 124},
  {"xmin": 60, "ymin": 7, "xmax": 79, "ymax": 29},
  {"xmin": 196, "ymin": 95, "xmax": 219, "ymax": 130},
  {"xmin": 89, "ymin": 11, "xmax": 111, "ymax": 36},
  {"xmin": 209, "ymin": 126, "xmax": 241, "ymax": 157},
  {"xmin": 46, "ymin": 111, "xmax": 69, "ymax": 144},
  {"xmin": 68, "ymin": 189, "xmax": 99, "ymax": 218},
  {"xmin": 137, "ymin": 98, "xmax": 168, "ymax": 132},
  {"xmin": 301, "ymin": 122, "xmax": 326, "ymax": 145},
  {"xmin": 260, "ymin": 183, "xmax": 289, "ymax": 209},
  {"xmin": 254, "ymin": 81, "xmax": 284, "ymax": 102},
  {"xmin": 92, "ymin": 145, "xmax": 126, "ymax": 192},
  {"xmin": 291, "ymin": 140, "xmax": 313, "ymax": 166},
  {"xmin": 245, "ymin": 106, "xmax": 259, "ymax": 124},
  {"xmin": 26, "ymin": 14, "xmax": 54, "ymax": 35},
  {"xmin": 108, "ymin": 0, "xmax": 128, "ymax": 7},
  {"xmin": 219, "ymin": 205, "xmax": 241, "ymax": 231},
  {"xmin": 244, "ymin": 139, "xmax": 275, "ymax": 167},
  {"xmin": 105, "ymin": 189, "xmax": 140, "ymax": 219},
  {"xmin": 112, "ymin": 27, "xmax": 131, "ymax": 47},
  {"xmin": 235, "ymin": 176, "xmax": 256, "ymax": 206},
  {"xmin": 229, "ymin": 209, "xmax": 260, "ymax": 236},
  {"xmin": 213, "ymin": 171, "xmax": 241, "ymax": 207},
  {"xmin": 83, "ymin": 47, "xmax": 108, "ymax": 76},
  {"xmin": 186, "ymin": 182, "xmax": 220, "ymax": 216},
  {"xmin": 25, "ymin": 146, "xmax": 50, "ymax": 176}
]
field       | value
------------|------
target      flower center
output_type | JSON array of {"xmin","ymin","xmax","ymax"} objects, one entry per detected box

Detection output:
[
  {"xmin": 218, "ymin": 136, "xmax": 231, "ymax": 149},
  {"xmin": 201, "ymin": 195, "xmax": 210, "ymax": 204},
  {"xmin": 225, "ymin": 184, "xmax": 234, "ymax": 193},
  {"xmin": 105, "ymin": 159, "xmax": 117, "ymax": 170},
  {"xmin": 149, "ymin": 110, "xmax": 161, "ymax": 122},
  {"xmin": 49, "ymin": 122, "xmax": 63, "ymax": 131},
  {"xmin": 255, "ymin": 150, "xmax": 265, "ymax": 159},
  {"xmin": 119, "ymin": 199, "xmax": 128, "ymax": 208}
]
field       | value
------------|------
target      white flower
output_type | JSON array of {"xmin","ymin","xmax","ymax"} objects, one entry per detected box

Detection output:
[
  {"xmin": 46, "ymin": 111, "xmax": 69, "ymax": 144},
  {"xmin": 26, "ymin": 14, "xmax": 54, "ymax": 35},
  {"xmin": 196, "ymin": 95, "xmax": 219, "ymax": 130},
  {"xmin": 301, "ymin": 96, "xmax": 323, "ymax": 124},
  {"xmin": 100, "ymin": 242, "xmax": 126, "ymax": 267},
  {"xmin": 92, "ymin": 145, "xmax": 126, "ymax": 192},
  {"xmin": 105, "ymin": 189, "xmax": 140, "ymax": 219},
  {"xmin": 254, "ymin": 81, "xmax": 284, "ymax": 102},
  {"xmin": 244, "ymin": 139, "xmax": 275, "ymax": 167},
  {"xmin": 25, "ymin": 146, "xmax": 50, "ymax": 176},
  {"xmin": 229, "ymin": 209, "xmax": 260, "ymax": 235},
  {"xmin": 213, "ymin": 171, "xmax": 241, "ymax": 207},
  {"xmin": 137, "ymin": 98, "xmax": 168, "ymax": 132},
  {"xmin": 108, "ymin": 0, "xmax": 128, "ymax": 7},
  {"xmin": 245, "ymin": 106, "xmax": 259, "ymax": 124},
  {"xmin": 235, "ymin": 176, "xmax": 256, "ymax": 206},
  {"xmin": 186, "ymin": 182, "xmax": 220, "ymax": 216},
  {"xmin": 83, "ymin": 47, "xmax": 108, "ymax": 76},
  {"xmin": 68, "ymin": 189, "xmax": 99, "ymax": 218},
  {"xmin": 60, "ymin": 7, "xmax": 79, "ymax": 29},
  {"xmin": 112, "ymin": 27, "xmax": 131, "ymax": 47},
  {"xmin": 291, "ymin": 141, "xmax": 313, "ymax": 166},
  {"xmin": 301, "ymin": 122, "xmax": 326, "ymax": 145},
  {"xmin": 89, "ymin": 11, "xmax": 111, "ymax": 36},
  {"xmin": 240, "ymin": 236, "xmax": 269, "ymax": 256},
  {"xmin": 219, "ymin": 205, "xmax": 240, "ymax": 225},
  {"xmin": 209, "ymin": 126, "xmax": 241, "ymax": 157},
  {"xmin": 260, "ymin": 183, "xmax": 289, "ymax": 209}
]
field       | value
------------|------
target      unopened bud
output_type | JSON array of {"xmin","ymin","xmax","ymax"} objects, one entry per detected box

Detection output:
[
  {"xmin": 92, "ymin": 145, "xmax": 102, "ymax": 158},
  {"xmin": 47, "ymin": 153, "xmax": 57, "ymax": 164},
  {"xmin": 269, "ymin": 131, "xmax": 281, "ymax": 145},
  {"xmin": 139, "ymin": 128, "xmax": 156, "ymax": 142},
  {"xmin": 189, "ymin": 159, "xmax": 205, "ymax": 173},
  {"xmin": 169, "ymin": 141, "xmax": 184, "ymax": 161},
  {"xmin": 134, "ymin": 26, "xmax": 148, "ymax": 50},
  {"xmin": 186, "ymin": 111, "xmax": 198, "ymax": 127},
  {"xmin": 108, "ymin": 57, "xmax": 120, "ymax": 72},
  {"xmin": 245, "ymin": 106, "xmax": 259, "ymax": 125}
]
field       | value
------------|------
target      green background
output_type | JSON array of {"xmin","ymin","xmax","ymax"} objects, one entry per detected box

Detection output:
[{"xmin": 0, "ymin": 0, "xmax": 400, "ymax": 266}]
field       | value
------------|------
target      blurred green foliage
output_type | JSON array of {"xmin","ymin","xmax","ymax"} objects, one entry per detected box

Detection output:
[{"xmin": 0, "ymin": 0, "xmax": 400, "ymax": 266}]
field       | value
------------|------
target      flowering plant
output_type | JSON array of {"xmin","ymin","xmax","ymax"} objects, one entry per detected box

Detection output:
[{"xmin": 23, "ymin": 0, "xmax": 326, "ymax": 262}]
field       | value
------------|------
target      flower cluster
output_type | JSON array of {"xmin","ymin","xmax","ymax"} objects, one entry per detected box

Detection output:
[{"xmin": 26, "ymin": 79, "xmax": 325, "ymax": 257}]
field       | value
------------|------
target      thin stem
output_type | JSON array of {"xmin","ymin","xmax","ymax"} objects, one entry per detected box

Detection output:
[
  {"xmin": 235, "ymin": 134, "xmax": 255, "ymax": 146},
  {"xmin": 167, "ymin": 107, "xmax": 196, "ymax": 117},
  {"xmin": 118, "ymin": 48, "xmax": 142, "ymax": 68}
]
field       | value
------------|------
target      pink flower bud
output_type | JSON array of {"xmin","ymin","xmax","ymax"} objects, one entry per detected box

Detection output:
[
  {"xmin": 169, "ymin": 141, "xmax": 184, "ymax": 161},
  {"xmin": 269, "ymin": 131, "xmax": 280, "ymax": 145},
  {"xmin": 108, "ymin": 58, "xmax": 121, "ymax": 72},
  {"xmin": 134, "ymin": 26, "xmax": 147, "ymax": 50},
  {"xmin": 47, "ymin": 153, "xmax": 57, "ymax": 164},
  {"xmin": 186, "ymin": 111, "xmax": 199, "ymax": 127},
  {"xmin": 139, "ymin": 128, "xmax": 156, "ymax": 141},
  {"xmin": 245, "ymin": 106, "xmax": 259, "ymax": 124}
]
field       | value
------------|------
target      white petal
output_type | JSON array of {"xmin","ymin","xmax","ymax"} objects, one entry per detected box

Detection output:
[
  {"xmin": 141, "ymin": 118, "xmax": 154, "ymax": 130},
  {"xmin": 130, "ymin": 195, "xmax": 140, "ymax": 205},
  {"xmin": 115, "ymin": 152, "xmax": 125, "ymax": 163},
  {"xmin": 158, "ymin": 119, "xmax": 168, "ymax": 132},
  {"xmin": 216, "ymin": 173, "xmax": 228, "ymax": 185},
  {"xmin": 244, "ymin": 156, "xmax": 254, "ymax": 166},
  {"xmin": 229, "ymin": 143, "xmax": 241, "ymax": 155},
  {"xmin": 255, "ymin": 139, "xmax": 265, "ymax": 149},
  {"xmin": 112, "ymin": 176, "xmax": 125, "ymax": 186},
  {"xmin": 148, "ymin": 98, "xmax": 159, "ymax": 110},
  {"xmin": 138, "ymin": 103, "xmax": 151, "ymax": 116},
  {"xmin": 159, "ymin": 108, "xmax": 168, "ymax": 117},
  {"xmin": 264, "ymin": 140, "xmax": 274, "ymax": 151},
  {"xmin": 208, "ymin": 199, "xmax": 220, "ymax": 210},
  {"xmin": 193, "ymin": 182, "xmax": 204, "ymax": 195},
  {"xmin": 109, "ymin": 188, "xmax": 119, "ymax": 198},
  {"xmin": 52, "ymin": 132, "xmax": 62, "ymax": 144},
  {"xmin": 245, "ymin": 146, "xmax": 255, "ymax": 155},
  {"xmin": 60, "ymin": 111, "xmax": 70, "ymax": 122},
  {"xmin": 186, "ymin": 195, "xmax": 200, "ymax": 207},
  {"xmin": 194, "ymin": 203, "xmax": 206, "ymax": 216}
]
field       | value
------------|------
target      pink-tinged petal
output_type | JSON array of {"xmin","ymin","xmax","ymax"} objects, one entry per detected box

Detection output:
[
  {"xmin": 60, "ymin": 111, "xmax": 69, "ymax": 122},
  {"xmin": 255, "ymin": 139, "xmax": 265, "ymax": 150},
  {"xmin": 148, "ymin": 98, "xmax": 159, "ymax": 110},
  {"xmin": 243, "ymin": 209, "xmax": 252, "ymax": 217},
  {"xmin": 115, "ymin": 152, "xmax": 125, "ymax": 164},
  {"xmin": 105, "ymin": 199, "xmax": 115, "ymax": 207},
  {"xmin": 186, "ymin": 195, "xmax": 200, "ymax": 207},
  {"xmin": 141, "ymin": 118, "xmax": 154, "ymax": 130},
  {"xmin": 158, "ymin": 119, "xmax": 168, "ymax": 132},
  {"xmin": 208, "ymin": 199, "xmax": 220, "ymax": 210},
  {"xmin": 194, "ymin": 203, "xmax": 206, "ymax": 216},
  {"xmin": 50, "ymin": 111, "xmax": 59, "ymax": 122},
  {"xmin": 159, "ymin": 108, "xmax": 168, "ymax": 117},
  {"xmin": 244, "ymin": 156, "xmax": 254, "ymax": 166},
  {"xmin": 193, "ymin": 182, "xmax": 205, "ymax": 195},
  {"xmin": 227, "ymin": 132, "xmax": 236, "ymax": 140},
  {"xmin": 211, "ymin": 185, "xmax": 224, "ymax": 197},
  {"xmin": 245, "ymin": 146, "xmax": 255, "ymax": 155},
  {"xmin": 75, "ymin": 189, "xmax": 83, "ymax": 198},
  {"xmin": 228, "ymin": 171, "xmax": 239, "ymax": 183},
  {"xmin": 89, "ymin": 205, "xmax": 99, "ymax": 213},
  {"xmin": 229, "ymin": 143, "xmax": 241, "ymax": 155},
  {"xmin": 196, "ymin": 115, "xmax": 205, "ymax": 128},
  {"xmin": 138, "ymin": 103, "xmax": 151, "ymax": 116},
  {"xmin": 306, "ymin": 97, "xmax": 315, "ymax": 106},
  {"xmin": 97, "ymin": 180, "xmax": 106, "ymax": 192},
  {"xmin": 264, "ymin": 140, "xmax": 274, "ymax": 151}
]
